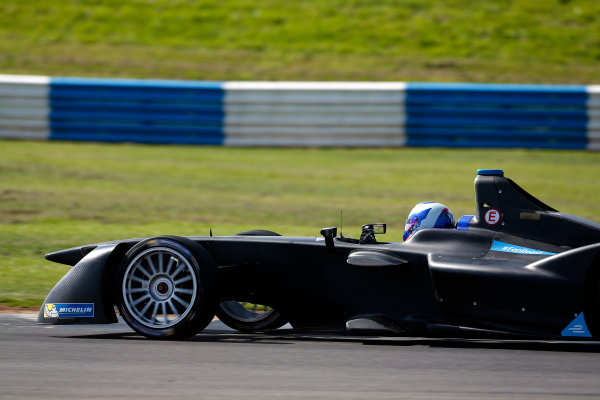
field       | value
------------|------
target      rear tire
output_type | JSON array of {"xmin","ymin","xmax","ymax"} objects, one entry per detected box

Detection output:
[
  {"xmin": 115, "ymin": 236, "xmax": 217, "ymax": 339},
  {"xmin": 217, "ymin": 300, "xmax": 288, "ymax": 332},
  {"xmin": 216, "ymin": 229, "xmax": 288, "ymax": 332},
  {"xmin": 583, "ymin": 253, "xmax": 600, "ymax": 339}
]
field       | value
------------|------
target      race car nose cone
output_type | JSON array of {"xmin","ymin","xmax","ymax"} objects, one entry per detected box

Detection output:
[{"xmin": 477, "ymin": 169, "xmax": 504, "ymax": 177}]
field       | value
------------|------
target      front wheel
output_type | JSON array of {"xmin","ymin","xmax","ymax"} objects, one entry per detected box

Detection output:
[{"xmin": 115, "ymin": 236, "xmax": 217, "ymax": 339}]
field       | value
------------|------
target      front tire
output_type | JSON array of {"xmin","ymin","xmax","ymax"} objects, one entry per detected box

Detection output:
[{"xmin": 115, "ymin": 236, "xmax": 217, "ymax": 339}]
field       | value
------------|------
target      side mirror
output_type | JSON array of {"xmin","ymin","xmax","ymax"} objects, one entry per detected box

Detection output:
[
  {"xmin": 362, "ymin": 223, "xmax": 386, "ymax": 235},
  {"xmin": 320, "ymin": 227, "xmax": 338, "ymax": 238},
  {"xmin": 320, "ymin": 227, "xmax": 338, "ymax": 253}
]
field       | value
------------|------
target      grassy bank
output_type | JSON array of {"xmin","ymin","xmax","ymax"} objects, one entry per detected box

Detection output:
[
  {"xmin": 1, "ymin": 140, "xmax": 599, "ymax": 307},
  {"xmin": 1, "ymin": 0, "xmax": 599, "ymax": 83}
]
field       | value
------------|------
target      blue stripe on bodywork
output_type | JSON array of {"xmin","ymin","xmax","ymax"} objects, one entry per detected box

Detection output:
[
  {"xmin": 490, "ymin": 240, "xmax": 556, "ymax": 255},
  {"xmin": 49, "ymin": 77, "xmax": 225, "ymax": 145}
]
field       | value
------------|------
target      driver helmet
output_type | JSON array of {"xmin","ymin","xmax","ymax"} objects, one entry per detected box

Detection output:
[{"xmin": 403, "ymin": 202, "xmax": 455, "ymax": 241}]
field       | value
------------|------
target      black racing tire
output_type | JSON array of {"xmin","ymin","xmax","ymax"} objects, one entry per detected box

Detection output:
[
  {"xmin": 584, "ymin": 253, "xmax": 600, "ymax": 339},
  {"xmin": 115, "ymin": 236, "xmax": 218, "ymax": 339},
  {"xmin": 216, "ymin": 229, "xmax": 288, "ymax": 333},
  {"xmin": 594, "ymin": 278, "xmax": 600, "ymax": 339},
  {"xmin": 234, "ymin": 229, "xmax": 282, "ymax": 236},
  {"xmin": 217, "ymin": 301, "xmax": 288, "ymax": 333}
]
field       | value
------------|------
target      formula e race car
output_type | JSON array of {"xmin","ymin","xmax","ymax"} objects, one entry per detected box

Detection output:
[{"xmin": 39, "ymin": 170, "xmax": 600, "ymax": 341}]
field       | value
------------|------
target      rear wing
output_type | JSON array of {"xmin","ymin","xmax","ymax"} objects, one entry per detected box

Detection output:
[{"xmin": 465, "ymin": 169, "xmax": 600, "ymax": 247}]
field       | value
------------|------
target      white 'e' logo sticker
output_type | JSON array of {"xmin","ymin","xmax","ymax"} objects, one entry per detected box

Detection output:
[{"xmin": 485, "ymin": 209, "xmax": 501, "ymax": 225}]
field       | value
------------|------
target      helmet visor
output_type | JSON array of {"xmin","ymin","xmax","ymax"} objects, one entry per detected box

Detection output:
[{"xmin": 404, "ymin": 216, "xmax": 420, "ymax": 237}]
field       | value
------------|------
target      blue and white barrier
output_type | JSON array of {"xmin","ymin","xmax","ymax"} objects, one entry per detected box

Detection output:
[{"xmin": 0, "ymin": 74, "xmax": 598, "ymax": 150}]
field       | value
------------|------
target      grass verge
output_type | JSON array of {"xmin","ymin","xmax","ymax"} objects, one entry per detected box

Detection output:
[{"xmin": 1, "ymin": 0, "xmax": 599, "ymax": 83}]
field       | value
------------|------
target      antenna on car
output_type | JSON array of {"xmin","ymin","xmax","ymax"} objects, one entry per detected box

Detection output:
[
  {"xmin": 340, "ymin": 210, "xmax": 343, "ymax": 238},
  {"xmin": 210, "ymin": 228, "xmax": 213, "ymax": 237}
]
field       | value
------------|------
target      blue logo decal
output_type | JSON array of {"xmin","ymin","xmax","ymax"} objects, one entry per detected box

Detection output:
[
  {"xmin": 561, "ymin": 313, "xmax": 592, "ymax": 337},
  {"xmin": 490, "ymin": 241, "xmax": 556, "ymax": 256},
  {"xmin": 44, "ymin": 303, "xmax": 94, "ymax": 318}
]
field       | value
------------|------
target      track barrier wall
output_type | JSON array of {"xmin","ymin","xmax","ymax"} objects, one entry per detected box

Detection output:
[{"xmin": 1, "ymin": 74, "xmax": 598, "ymax": 150}]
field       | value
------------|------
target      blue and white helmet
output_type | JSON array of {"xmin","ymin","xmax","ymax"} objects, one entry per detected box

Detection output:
[{"xmin": 403, "ymin": 202, "xmax": 455, "ymax": 241}]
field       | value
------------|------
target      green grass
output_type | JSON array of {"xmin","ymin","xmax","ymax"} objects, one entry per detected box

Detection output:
[
  {"xmin": 1, "ymin": 139, "xmax": 599, "ymax": 307},
  {"xmin": 0, "ymin": 0, "xmax": 599, "ymax": 83}
]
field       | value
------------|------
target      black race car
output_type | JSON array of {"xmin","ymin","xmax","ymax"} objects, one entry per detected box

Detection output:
[{"xmin": 39, "ymin": 170, "xmax": 600, "ymax": 340}]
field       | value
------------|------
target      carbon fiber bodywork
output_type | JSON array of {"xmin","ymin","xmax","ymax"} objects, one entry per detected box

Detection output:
[{"xmin": 38, "ymin": 171, "xmax": 600, "ymax": 339}]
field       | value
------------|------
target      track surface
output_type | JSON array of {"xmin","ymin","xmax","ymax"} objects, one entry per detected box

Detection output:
[{"xmin": 1, "ymin": 314, "xmax": 600, "ymax": 399}]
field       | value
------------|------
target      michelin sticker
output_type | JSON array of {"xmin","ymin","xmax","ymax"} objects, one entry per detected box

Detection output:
[
  {"xmin": 44, "ymin": 303, "xmax": 94, "ymax": 318},
  {"xmin": 490, "ymin": 240, "xmax": 556, "ymax": 256}
]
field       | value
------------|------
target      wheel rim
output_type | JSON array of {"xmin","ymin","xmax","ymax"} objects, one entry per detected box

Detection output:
[
  {"xmin": 219, "ymin": 300, "xmax": 277, "ymax": 323},
  {"xmin": 122, "ymin": 247, "xmax": 198, "ymax": 329}
]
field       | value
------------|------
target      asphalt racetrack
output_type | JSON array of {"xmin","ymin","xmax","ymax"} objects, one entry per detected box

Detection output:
[{"xmin": 2, "ymin": 314, "xmax": 600, "ymax": 399}]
